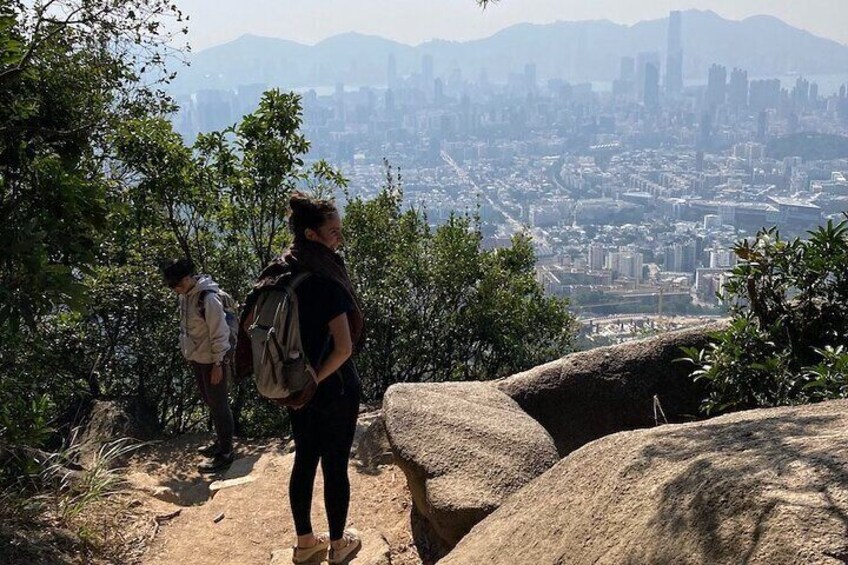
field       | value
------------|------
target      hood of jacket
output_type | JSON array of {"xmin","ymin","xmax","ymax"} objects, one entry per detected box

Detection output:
[{"xmin": 187, "ymin": 275, "xmax": 220, "ymax": 297}]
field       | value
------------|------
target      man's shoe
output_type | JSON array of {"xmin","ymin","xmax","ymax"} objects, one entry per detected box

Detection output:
[
  {"xmin": 328, "ymin": 529, "xmax": 361, "ymax": 564},
  {"xmin": 198, "ymin": 450, "xmax": 234, "ymax": 474},
  {"xmin": 197, "ymin": 441, "xmax": 220, "ymax": 457}
]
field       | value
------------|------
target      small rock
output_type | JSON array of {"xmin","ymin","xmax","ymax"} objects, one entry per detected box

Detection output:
[
  {"xmin": 147, "ymin": 485, "xmax": 180, "ymax": 505},
  {"xmin": 213, "ymin": 512, "xmax": 225, "ymax": 523},
  {"xmin": 209, "ymin": 475, "xmax": 256, "ymax": 493}
]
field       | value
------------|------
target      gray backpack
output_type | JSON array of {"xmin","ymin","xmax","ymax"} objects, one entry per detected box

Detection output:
[{"xmin": 248, "ymin": 273, "xmax": 317, "ymax": 408}]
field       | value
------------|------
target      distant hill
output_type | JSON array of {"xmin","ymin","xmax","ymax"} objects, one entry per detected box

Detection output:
[{"xmin": 169, "ymin": 10, "xmax": 848, "ymax": 95}]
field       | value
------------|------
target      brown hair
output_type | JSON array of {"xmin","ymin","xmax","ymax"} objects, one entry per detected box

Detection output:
[{"xmin": 288, "ymin": 192, "xmax": 338, "ymax": 243}]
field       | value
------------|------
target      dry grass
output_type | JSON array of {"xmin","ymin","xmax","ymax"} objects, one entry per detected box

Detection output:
[{"xmin": 0, "ymin": 435, "xmax": 157, "ymax": 565}]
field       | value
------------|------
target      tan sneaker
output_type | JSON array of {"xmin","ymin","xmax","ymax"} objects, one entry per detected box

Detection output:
[
  {"xmin": 328, "ymin": 529, "xmax": 361, "ymax": 564},
  {"xmin": 292, "ymin": 533, "xmax": 329, "ymax": 564}
]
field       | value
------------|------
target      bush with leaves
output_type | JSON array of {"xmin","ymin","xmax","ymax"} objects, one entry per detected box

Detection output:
[
  {"xmin": 0, "ymin": 0, "xmax": 184, "ymax": 489},
  {"xmin": 682, "ymin": 218, "xmax": 848, "ymax": 414},
  {"xmin": 344, "ymin": 164, "xmax": 578, "ymax": 401}
]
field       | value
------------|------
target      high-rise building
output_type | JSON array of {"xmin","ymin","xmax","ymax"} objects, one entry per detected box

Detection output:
[
  {"xmin": 644, "ymin": 62, "xmax": 660, "ymax": 110},
  {"xmin": 709, "ymin": 249, "xmax": 736, "ymax": 268},
  {"xmin": 728, "ymin": 68, "xmax": 748, "ymax": 110},
  {"xmin": 706, "ymin": 64, "xmax": 727, "ymax": 109},
  {"xmin": 618, "ymin": 252, "xmax": 644, "ymax": 282},
  {"xmin": 792, "ymin": 77, "xmax": 810, "ymax": 108},
  {"xmin": 757, "ymin": 110, "xmax": 768, "ymax": 140},
  {"xmin": 588, "ymin": 244, "xmax": 606, "ymax": 271},
  {"xmin": 636, "ymin": 52, "xmax": 660, "ymax": 101},
  {"xmin": 665, "ymin": 11, "xmax": 683, "ymax": 96},
  {"xmin": 664, "ymin": 241, "xmax": 697, "ymax": 273}
]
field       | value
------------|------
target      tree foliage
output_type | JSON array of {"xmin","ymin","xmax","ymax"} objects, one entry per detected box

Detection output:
[
  {"xmin": 0, "ymin": 0, "xmax": 185, "ymax": 488},
  {"xmin": 344, "ymin": 164, "xmax": 577, "ymax": 400},
  {"xmin": 683, "ymin": 218, "xmax": 848, "ymax": 413},
  {"xmin": 0, "ymin": 0, "xmax": 186, "ymax": 330}
]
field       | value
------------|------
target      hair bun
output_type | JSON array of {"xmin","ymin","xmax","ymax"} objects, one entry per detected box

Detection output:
[{"xmin": 289, "ymin": 191, "xmax": 311, "ymax": 211}]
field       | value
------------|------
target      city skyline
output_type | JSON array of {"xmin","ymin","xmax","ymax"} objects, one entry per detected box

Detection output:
[{"xmin": 176, "ymin": 1, "xmax": 848, "ymax": 52}]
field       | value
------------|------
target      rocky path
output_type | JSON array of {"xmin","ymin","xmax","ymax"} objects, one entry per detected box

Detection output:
[{"xmin": 125, "ymin": 434, "xmax": 423, "ymax": 565}]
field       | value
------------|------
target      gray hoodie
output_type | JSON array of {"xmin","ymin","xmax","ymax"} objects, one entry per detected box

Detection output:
[{"xmin": 178, "ymin": 275, "xmax": 230, "ymax": 364}]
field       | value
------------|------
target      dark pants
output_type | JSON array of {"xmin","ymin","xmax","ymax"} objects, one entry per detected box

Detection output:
[
  {"xmin": 191, "ymin": 361, "xmax": 234, "ymax": 454},
  {"xmin": 289, "ymin": 367, "xmax": 361, "ymax": 541}
]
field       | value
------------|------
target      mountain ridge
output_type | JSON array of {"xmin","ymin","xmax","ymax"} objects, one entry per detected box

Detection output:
[{"xmin": 170, "ymin": 10, "xmax": 848, "ymax": 96}]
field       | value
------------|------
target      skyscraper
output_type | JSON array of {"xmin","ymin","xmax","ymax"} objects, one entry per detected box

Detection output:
[
  {"xmin": 757, "ymin": 110, "xmax": 768, "ymax": 140},
  {"xmin": 636, "ymin": 52, "xmax": 660, "ymax": 101},
  {"xmin": 665, "ymin": 11, "xmax": 683, "ymax": 96},
  {"xmin": 706, "ymin": 64, "xmax": 727, "ymax": 109},
  {"xmin": 792, "ymin": 77, "xmax": 810, "ymax": 108},
  {"xmin": 644, "ymin": 63, "xmax": 660, "ymax": 110},
  {"xmin": 728, "ymin": 68, "xmax": 748, "ymax": 110}
]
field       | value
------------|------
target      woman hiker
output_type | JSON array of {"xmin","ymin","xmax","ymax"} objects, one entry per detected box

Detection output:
[{"xmin": 239, "ymin": 192, "xmax": 364, "ymax": 564}]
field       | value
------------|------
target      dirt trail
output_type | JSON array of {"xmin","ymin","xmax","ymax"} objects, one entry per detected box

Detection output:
[{"xmin": 125, "ymin": 434, "xmax": 422, "ymax": 565}]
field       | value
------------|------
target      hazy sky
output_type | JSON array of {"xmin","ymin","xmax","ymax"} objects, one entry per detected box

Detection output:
[{"xmin": 175, "ymin": 0, "xmax": 848, "ymax": 52}]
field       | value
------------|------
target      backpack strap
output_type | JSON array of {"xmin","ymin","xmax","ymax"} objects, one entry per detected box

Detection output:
[
  {"xmin": 197, "ymin": 289, "xmax": 215, "ymax": 319},
  {"xmin": 281, "ymin": 272, "xmax": 312, "ymax": 356},
  {"xmin": 287, "ymin": 272, "xmax": 311, "ymax": 291}
]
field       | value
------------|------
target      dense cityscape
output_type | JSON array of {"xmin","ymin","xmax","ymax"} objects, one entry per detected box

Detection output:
[{"xmin": 171, "ymin": 10, "xmax": 848, "ymax": 344}]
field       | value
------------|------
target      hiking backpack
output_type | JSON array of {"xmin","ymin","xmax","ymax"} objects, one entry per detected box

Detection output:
[
  {"xmin": 247, "ymin": 273, "xmax": 318, "ymax": 408},
  {"xmin": 198, "ymin": 289, "xmax": 240, "ymax": 356}
]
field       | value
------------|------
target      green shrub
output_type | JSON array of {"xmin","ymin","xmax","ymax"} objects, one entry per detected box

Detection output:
[{"xmin": 683, "ymin": 218, "xmax": 848, "ymax": 414}]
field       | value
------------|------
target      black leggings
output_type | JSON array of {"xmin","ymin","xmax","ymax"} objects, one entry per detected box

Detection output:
[{"xmin": 288, "ymin": 371, "xmax": 360, "ymax": 540}]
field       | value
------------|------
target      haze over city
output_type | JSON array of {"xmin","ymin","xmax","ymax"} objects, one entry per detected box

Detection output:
[{"xmin": 176, "ymin": 0, "xmax": 848, "ymax": 50}]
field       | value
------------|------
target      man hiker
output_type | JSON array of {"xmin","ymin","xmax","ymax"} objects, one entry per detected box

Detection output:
[{"xmin": 162, "ymin": 258, "xmax": 236, "ymax": 473}]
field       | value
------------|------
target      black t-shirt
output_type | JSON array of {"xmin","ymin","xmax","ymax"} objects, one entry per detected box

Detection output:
[
  {"xmin": 295, "ymin": 275, "xmax": 353, "ymax": 370},
  {"xmin": 293, "ymin": 275, "xmax": 361, "ymax": 408}
]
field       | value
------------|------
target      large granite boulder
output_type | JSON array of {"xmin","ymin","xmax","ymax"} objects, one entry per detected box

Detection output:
[
  {"xmin": 497, "ymin": 323, "xmax": 724, "ymax": 455},
  {"xmin": 382, "ymin": 382, "xmax": 558, "ymax": 551},
  {"xmin": 442, "ymin": 399, "xmax": 848, "ymax": 565}
]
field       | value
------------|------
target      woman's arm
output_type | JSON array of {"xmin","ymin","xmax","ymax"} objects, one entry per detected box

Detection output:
[{"xmin": 315, "ymin": 312, "xmax": 353, "ymax": 382}]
